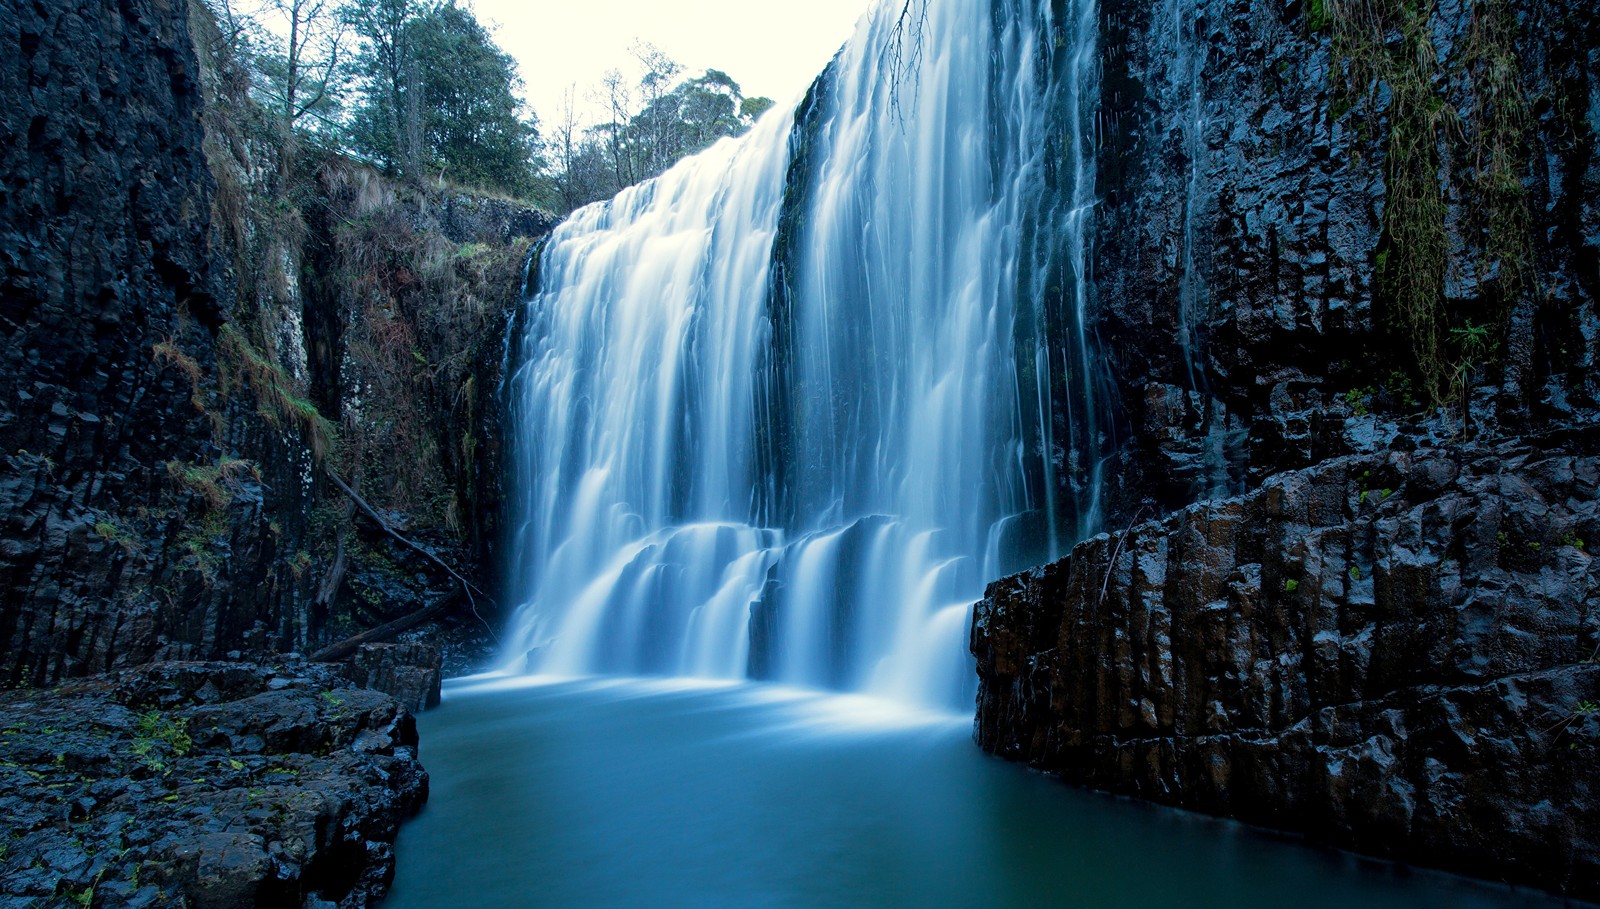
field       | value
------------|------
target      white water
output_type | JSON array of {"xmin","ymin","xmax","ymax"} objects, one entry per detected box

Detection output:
[{"xmin": 502, "ymin": 0, "xmax": 1100, "ymax": 710}]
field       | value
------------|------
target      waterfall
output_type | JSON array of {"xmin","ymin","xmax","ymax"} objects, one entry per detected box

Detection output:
[{"xmin": 502, "ymin": 0, "xmax": 1104, "ymax": 710}]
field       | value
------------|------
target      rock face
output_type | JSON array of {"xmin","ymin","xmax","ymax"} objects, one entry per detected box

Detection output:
[
  {"xmin": 1091, "ymin": 0, "xmax": 1600, "ymax": 516},
  {"xmin": 0, "ymin": 0, "xmax": 234, "ymax": 684},
  {"xmin": 974, "ymin": 440, "xmax": 1600, "ymax": 897},
  {"xmin": 975, "ymin": 0, "xmax": 1599, "ymax": 897},
  {"xmin": 0, "ymin": 661, "xmax": 427, "ymax": 908},
  {"xmin": 0, "ymin": 0, "xmax": 550, "ymax": 688},
  {"xmin": 351, "ymin": 643, "xmax": 443, "ymax": 714}
]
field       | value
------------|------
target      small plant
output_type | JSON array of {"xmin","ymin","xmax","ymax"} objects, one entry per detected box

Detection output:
[
  {"xmin": 92, "ymin": 519, "xmax": 143, "ymax": 556},
  {"xmin": 1284, "ymin": 579, "xmax": 1300, "ymax": 594},
  {"xmin": 1451, "ymin": 321, "xmax": 1494, "ymax": 423},
  {"xmin": 1561, "ymin": 532, "xmax": 1586, "ymax": 550},
  {"xmin": 130, "ymin": 712, "xmax": 192, "ymax": 774},
  {"xmin": 1545, "ymin": 699, "xmax": 1600, "ymax": 747},
  {"xmin": 1343, "ymin": 387, "xmax": 1375, "ymax": 416},
  {"xmin": 320, "ymin": 690, "xmax": 349, "ymax": 721},
  {"xmin": 1388, "ymin": 371, "xmax": 1421, "ymax": 410},
  {"xmin": 1349, "ymin": 565, "xmax": 1363, "ymax": 581},
  {"xmin": 64, "ymin": 872, "xmax": 103, "ymax": 909},
  {"xmin": 1306, "ymin": 0, "xmax": 1330, "ymax": 32}
]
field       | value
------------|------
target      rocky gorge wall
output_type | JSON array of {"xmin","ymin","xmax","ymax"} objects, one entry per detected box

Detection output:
[
  {"xmin": 1092, "ymin": 0, "xmax": 1598, "ymax": 509},
  {"xmin": 975, "ymin": 0, "xmax": 1600, "ymax": 897},
  {"xmin": 0, "ymin": 0, "xmax": 551, "ymax": 689},
  {"xmin": 974, "ymin": 441, "xmax": 1599, "ymax": 895}
]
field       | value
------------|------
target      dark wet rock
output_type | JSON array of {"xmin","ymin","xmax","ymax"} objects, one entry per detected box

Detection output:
[
  {"xmin": 0, "ymin": 0, "xmax": 543, "ymax": 687},
  {"xmin": 0, "ymin": 662, "xmax": 425, "ymax": 908},
  {"xmin": 349, "ymin": 644, "xmax": 443, "ymax": 714},
  {"xmin": 977, "ymin": 0, "xmax": 1600, "ymax": 897},
  {"xmin": 973, "ymin": 442, "xmax": 1600, "ymax": 899},
  {"xmin": 0, "ymin": 0, "xmax": 248, "ymax": 687},
  {"xmin": 1091, "ymin": 0, "xmax": 1600, "ymax": 521}
]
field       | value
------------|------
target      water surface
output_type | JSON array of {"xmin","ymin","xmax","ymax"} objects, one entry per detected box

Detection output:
[{"xmin": 386, "ymin": 677, "xmax": 1577, "ymax": 909}]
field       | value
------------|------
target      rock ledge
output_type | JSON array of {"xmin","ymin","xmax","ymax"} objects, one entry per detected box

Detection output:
[{"xmin": 0, "ymin": 661, "xmax": 427, "ymax": 909}]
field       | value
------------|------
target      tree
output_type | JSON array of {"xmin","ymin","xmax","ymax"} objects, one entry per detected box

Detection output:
[
  {"xmin": 345, "ymin": 1, "xmax": 539, "ymax": 198},
  {"xmin": 345, "ymin": 0, "xmax": 424, "ymax": 175},
  {"xmin": 262, "ymin": 0, "xmax": 351, "ymax": 129},
  {"xmin": 548, "ymin": 49, "xmax": 778, "ymax": 213},
  {"xmin": 409, "ymin": 4, "xmax": 540, "ymax": 194},
  {"xmin": 740, "ymin": 95, "xmax": 776, "ymax": 123}
]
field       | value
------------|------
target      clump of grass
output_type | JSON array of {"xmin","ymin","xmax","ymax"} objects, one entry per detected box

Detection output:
[
  {"xmin": 1325, "ymin": 0, "xmax": 1533, "ymax": 406},
  {"xmin": 92, "ymin": 518, "xmax": 144, "ymax": 556},
  {"xmin": 164, "ymin": 459, "xmax": 257, "ymax": 511},
  {"xmin": 152, "ymin": 338, "xmax": 203, "ymax": 401},
  {"xmin": 218, "ymin": 324, "xmax": 338, "ymax": 459}
]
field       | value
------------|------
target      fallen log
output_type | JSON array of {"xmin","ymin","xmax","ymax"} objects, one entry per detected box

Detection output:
[{"xmin": 309, "ymin": 594, "xmax": 456, "ymax": 663}]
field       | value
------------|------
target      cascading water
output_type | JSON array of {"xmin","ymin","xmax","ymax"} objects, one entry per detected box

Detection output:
[{"xmin": 501, "ymin": 0, "xmax": 1105, "ymax": 710}]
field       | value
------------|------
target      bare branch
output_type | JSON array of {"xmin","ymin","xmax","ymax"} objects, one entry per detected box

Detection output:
[{"xmin": 880, "ymin": 0, "xmax": 930, "ymax": 119}]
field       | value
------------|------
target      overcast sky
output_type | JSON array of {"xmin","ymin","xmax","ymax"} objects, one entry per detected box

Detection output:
[{"xmin": 468, "ymin": 0, "xmax": 872, "ymax": 128}]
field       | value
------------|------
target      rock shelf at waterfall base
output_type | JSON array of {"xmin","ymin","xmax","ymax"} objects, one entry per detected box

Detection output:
[
  {"xmin": 972, "ymin": 439, "xmax": 1600, "ymax": 900},
  {"xmin": 0, "ymin": 662, "xmax": 428, "ymax": 909}
]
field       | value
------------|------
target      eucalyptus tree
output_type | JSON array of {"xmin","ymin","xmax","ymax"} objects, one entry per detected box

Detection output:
[
  {"xmin": 552, "ymin": 50, "xmax": 777, "ymax": 213},
  {"xmin": 344, "ymin": 0, "xmax": 540, "ymax": 198}
]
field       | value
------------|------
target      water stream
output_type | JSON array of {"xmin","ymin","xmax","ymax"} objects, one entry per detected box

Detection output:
[{"xmin": 386, "ymin": 679, "xmax": 1573, "ymax": 909}]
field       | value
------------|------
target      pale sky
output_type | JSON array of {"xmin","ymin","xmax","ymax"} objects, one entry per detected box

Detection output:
[{"xmin": 467, "ymin": 0, "xmax": 872, "ymax": 128}]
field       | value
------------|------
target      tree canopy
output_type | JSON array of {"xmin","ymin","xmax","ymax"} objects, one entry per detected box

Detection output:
[
  {"xmin": 343, "ymin": 0, "xmax": 540, "ymax": 197},
  {"xmin": 548, "ymin": 45, "xmax": 777, "ymax": 213},
  {"xmin": 201, "ymin": 0, "xmax": 779, "ymax": 208}
]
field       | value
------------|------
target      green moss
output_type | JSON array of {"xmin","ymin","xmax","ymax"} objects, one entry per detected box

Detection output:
[{"xmin": 1307, "ymin": 0, "xmax": 1331, "ymax": 32}]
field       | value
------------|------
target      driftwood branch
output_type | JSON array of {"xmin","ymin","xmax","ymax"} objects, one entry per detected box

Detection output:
[
  {"xmin": 309, "ymin": 594, "xmax": 456, "ymax": 662},
  {"xmin": 313, "ymin": 469, "xmax": 501, "ymax": 662},
  {"xmin": 1098, "ymin": 507, "xmax": 1149, "ymax": 607},
  {"xmin": 324, "ymin": 468, "xmax": 495, "ymax": 605}
]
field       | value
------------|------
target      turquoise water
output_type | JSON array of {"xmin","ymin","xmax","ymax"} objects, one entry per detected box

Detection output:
[{"xmin": 384, "ymin": 677, "xmax": 1579, "ymax": 909}]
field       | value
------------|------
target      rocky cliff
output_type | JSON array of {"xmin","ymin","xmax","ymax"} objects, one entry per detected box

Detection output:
[
  {"xmin": 1093, "ymin": 0, "xmax": 1598, "ymax": 510},
  {"xmin": 975, "ymin": 0, "xmax": 1600, "ymax": 897},
  {"xmin": 0, "ymin": 0, "xmax": 225, "ymax": 683},
  {"xmin": 0, "ymin": 0, "xmax": 551, "ymax": 689},
  {"xmin": 974, "ymin": 440, "xmax": 1599, "ymax": 896}
]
